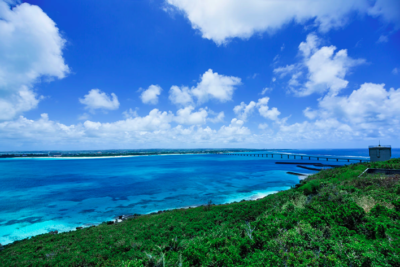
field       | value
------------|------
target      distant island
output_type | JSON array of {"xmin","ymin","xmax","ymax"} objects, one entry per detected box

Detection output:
[{"xmin": 0, "ymin": 149, "xmax": 284, "ymax": 158}]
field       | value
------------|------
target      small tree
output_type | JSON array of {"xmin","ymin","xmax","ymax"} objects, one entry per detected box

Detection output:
[{"xmin": 203, "ymin": 200, "xmax": 213, "ymax": 211}]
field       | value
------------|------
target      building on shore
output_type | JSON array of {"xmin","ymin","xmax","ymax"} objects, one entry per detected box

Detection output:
[{"xmin": 369, "ymin": 144, "xmax": 391, "ymax": 162}]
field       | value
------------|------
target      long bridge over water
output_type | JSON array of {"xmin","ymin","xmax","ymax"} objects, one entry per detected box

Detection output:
[{"xmin": 218, "ymin": 152, "xmax": 369, "ymax": 163}]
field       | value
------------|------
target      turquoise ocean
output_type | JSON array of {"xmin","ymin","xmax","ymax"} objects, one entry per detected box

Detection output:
[{"xmin": 0, "ymin": 149, "xmax": 399, "ymax": 245}]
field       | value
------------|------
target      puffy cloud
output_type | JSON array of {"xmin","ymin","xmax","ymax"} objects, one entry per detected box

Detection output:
[
  {"xmin": 165, "ymin": 0, "xmax": 398, "ymax": 45},
  {"xmin": 259, "ymin": 106, "xmax": 280, "ymax": 121},
  {"xmin": 302, "ymin": 39, "xmax": 365, "ymax": 96},
  {"xmin": 297, "ymin": 83, "xmax": 400, "ymax": 141},
  {"xmin": 0, "ymin": 111, "xmax": 255, "ymax": 149},
  {"xmin": 275, "ymin": 34, "xmax": 365, "ymax": 96},
  {"xmin": 0, "ymin": 1, "xmax": 69, "ymax": 91},
  {"xmin": 234, "ymin": 97, "xmax": 281, "ymax": 122},
  {"xmin": 256, "ymin": 97, "xmax": 281, "ymax": 121},
  {"xmin": 140, "ymin": 85, "xmax": 162, "ymax": 105},
  {"xmin": 191, "ymin": 69, "xmax": 241, "ymax": 104},
  {"xmin": 393, "ymin": 68, "xmax": 399, "ymax": 75},
  {"xmin": 0, "ymin": 1, "xmax": 69, "ymax": 119},
  {"xmin": 218, "ymin": 118, "xmax": 251, "ymax": 140},
  {"xmin": 79, "ymin": 89, "xmax": 120, "ymax": 112},
  {"xmin": 275, "ymin": 118, "xmax": 355, "ymax": 144},
  {"xmin": 83, "ymin": 109, "xmax": 173, "ymax": 134},
  {"xmin": 256, "ymin": 83, "xmax": 400, "ymax": 145},
  {"xmin": 0, "ymin": 113, "xmax": 84, "ymax": 143},
  {"xmin": 2, "ymin": 83, "xmax": 400, "ymax": 148},
  {"xmin": 318, "ymin": 83, "xmax": 400, "ymax": 125},
  {"xmin": 174, "ymin": 106, "xmax": 208, "ymax": 125},
  {"xmin": 169, "ymin": 85, "xmax": 194, "ymax": 106},
  {"xmin": 0, "ymin": 86, "xmax": 40, "ymax": 120},
  {"xmin": 169, "ymin": 69, "xmax": 241, "ymax": 106},
  {"xmin": 233, "ymin": 101, "xmax": 256, "ymax": 121}
]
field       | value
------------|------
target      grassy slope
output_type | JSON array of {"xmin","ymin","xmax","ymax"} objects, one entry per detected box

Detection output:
[{"xmin": 1, "ymin": 159, "xmax": 400, "ymax": 266}]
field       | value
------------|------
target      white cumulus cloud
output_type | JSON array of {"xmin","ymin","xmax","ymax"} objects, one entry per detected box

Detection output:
[
  {"xmin": 0, "ymin": 86, "xmax": 40, "ymax": 120},
  {"xmin": 169, "ymin": 69, "xmax": 241, "ymax": 106},
  {"xmin": 174, "ymin": 106, "xmax": 208, "ymax": 125},
  {"xmin": 169, "ymin": 85, "xmax": 194, "ymax": 106},
  {"xmin": 191, "ymin": 69, "xmax": 241, "ymax": 104},
  {"xmin": 218, "ymin": 118, "xmax": 251, "ymax": 141},
  {"xmin": 0, "ymin": 0, "xmax": 69, "ymax": 120},
  {"xmin": 79, "ymin": 89, "xmax": 120, "ymax": 113},
  {"xmin": 275, "ymin": 33, "xmax": 365, "ymax": 96},
  {"xmin": 234, "ymin": 97, "xmax": 281, "ymax": 122},
  {"xmin": 318, "ymin": 83, "xmax": 400, "ymax": 125},
  {"xmin": 165, "ymin": 0, "xmax": 399, "ymax": 45},
  {"xmin": 299, "ymin": 83, "xmax": 400, "ymax": 140},
  {"xmin": 256, "ymin": 97, "xmax": 281, "ymax": 121},
  {"xmin": 140, "ymin": 85, "xmax": 162, "ymax": 105},
  {"xmin": 0, "ymin": 111, "xmax": 256, "ymax": 149},
  {"xmin": 233, "ymin": 101, "xmax": 256, "ymax": 121}
]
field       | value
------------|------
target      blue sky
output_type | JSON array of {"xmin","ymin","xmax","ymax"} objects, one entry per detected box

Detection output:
[{"xmin": 0, "ymin": 0, "xmax": 399, "ymax": 150}]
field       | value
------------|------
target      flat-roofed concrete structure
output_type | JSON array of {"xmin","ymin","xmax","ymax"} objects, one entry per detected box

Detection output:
[{"xmin": 369, "ymin": 145, "xmax": 391, "ymax": 162}]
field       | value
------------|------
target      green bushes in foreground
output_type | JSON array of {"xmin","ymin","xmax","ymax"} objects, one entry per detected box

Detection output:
[{"xmin": 1, "ymin": 159, "xmax": 400, "ymax": 266}]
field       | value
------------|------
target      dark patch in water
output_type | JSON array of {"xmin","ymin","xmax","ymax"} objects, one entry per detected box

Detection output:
[
  {"xmin": 79, "ymin": 209, "xmax": 95, "ymax": 213},
  {"xmin": 163, "ymin": 194, "xmax": 191, "ymax": 200},
  {"xmin": 58, "ymin": 209, "xmax": 68, "ymax": 211},
  {"xmin": 237, "ymin": 189, "xmax": 252, "ymax": 193},
  {"xmin": 47, "ymin": 205, "xmax": 57, "ymax": 208},
  {"xmin": 2, "ymin": 216, "xmax": 43, "ymax": 226},
  {"xmin": 112, "ymin": 196, "xmax": 128, "ymax": 201},
  {"xmin": 114, "ymin": 197, "xmax": 170, "ymax": 209}
]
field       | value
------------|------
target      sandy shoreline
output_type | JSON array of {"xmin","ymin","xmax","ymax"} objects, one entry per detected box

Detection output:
[{"xmin": 0, "ymin": 153, "xmax": 221, "ymax": 160}]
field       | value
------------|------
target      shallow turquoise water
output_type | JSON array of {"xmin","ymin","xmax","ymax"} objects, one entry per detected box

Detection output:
[{"xmin": 0, "ymin": 149, "xmax": 398, "ymax": 245}]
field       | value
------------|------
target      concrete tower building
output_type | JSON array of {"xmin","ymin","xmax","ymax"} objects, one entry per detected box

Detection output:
[{"xmin": 369, "ymin": 144, "xmax": 391, "ymax": 162}]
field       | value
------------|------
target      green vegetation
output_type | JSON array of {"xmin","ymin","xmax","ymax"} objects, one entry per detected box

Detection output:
[{"xmin": 1, "ymin": 159, "xmax": 400, "ymax": 266}]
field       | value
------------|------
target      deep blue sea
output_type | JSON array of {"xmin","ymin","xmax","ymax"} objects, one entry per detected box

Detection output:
[{"xmin": 0, "ymin": 149, "xmax": 399, "ymax": 245}]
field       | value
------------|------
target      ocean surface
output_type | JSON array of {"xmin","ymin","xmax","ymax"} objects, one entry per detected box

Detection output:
[{"xmin": 0, "ymin": 148, "xmax": 399, "ymax": 245}]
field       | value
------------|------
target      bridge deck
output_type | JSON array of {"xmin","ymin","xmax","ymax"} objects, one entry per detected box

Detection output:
[{"xmin": 219, "ymin": 153, "xmax": 369, "ymax": 163}]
